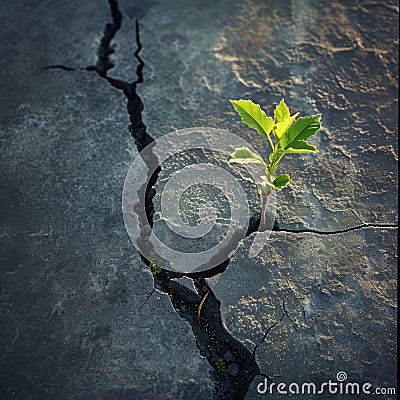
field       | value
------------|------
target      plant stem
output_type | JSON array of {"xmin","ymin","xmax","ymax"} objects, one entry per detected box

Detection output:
[
  {"xmin": 260, "ymin": 184, "xmax": 273, "ymax": 230},
  {"xmin": 273, "ymin": 150, "xmax": 285, "ymax": 168},
  {"xmin": 267, "ymin": 133, "xmax": 274, "ymax": 152},
  {"xmin": 260, "ymin": 194, "xmax": 267, "ymax": 228}
]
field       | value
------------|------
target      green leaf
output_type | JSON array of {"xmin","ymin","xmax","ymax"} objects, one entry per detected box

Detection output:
[
  {"xmin": 285, "ymin": 142, "xmax": 318, "ymax": 153},
  {"xmin": 268, "ymin": 148, "xmax": 285, "ymax": 172},
  {"xmin": 274, "ymin": 98, "xmax": 290, "ymax": 123},
  {"xmin": 281, "ymin": 115, "xmax": 321, "ymax": 153},
  {"xmin": 230, "ymin": 99, "xmax": 274, "ymax": 137},
  {"xmin": 273, "ymin": 174, "xmax": 290, "ymax": 190},
  {"xmin": 229, "ymin": 147, "xmax": 266, "ymax": 165},
  {"xmin": 275, "ymin": 112, "xmax": 299, "ymax": 139},
  {"xmin": 268, "ymin": 152, "xmax": 275, "ymax": 165}
]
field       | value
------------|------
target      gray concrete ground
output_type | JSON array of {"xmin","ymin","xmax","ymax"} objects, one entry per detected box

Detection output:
[{"xmin": 0, "ymin": 0, "xmax": 397, "ymax": 399}]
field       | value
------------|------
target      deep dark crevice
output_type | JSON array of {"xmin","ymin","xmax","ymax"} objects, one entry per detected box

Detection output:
[
  {"xmin": 45, "ymin": 1, "xmax": 262, "ymax": 399},
  {"xmin": 44, "ymin": 1, "xmax": 398, "ymax": 399},
  {"xmin": 86, "ymin": 0, "xmax": 122, "ymax": 78},
  {"xmin": 149, "ymin": 267, "xmax": 260, "ymax": 399}
]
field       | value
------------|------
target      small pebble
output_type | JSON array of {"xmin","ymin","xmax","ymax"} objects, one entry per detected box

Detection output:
[{"xmin": 227, "ymin": 363, "xmax": 239, "ymax": 376}]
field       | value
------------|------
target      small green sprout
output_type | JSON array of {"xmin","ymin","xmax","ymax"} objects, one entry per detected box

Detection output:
[
  {"xmin": 215, "ymin": 358, "xmax": 228, "ymax": 373},
  {"xmin": 229, "ymin": 98, "xmax": 321, "ymax": 193},
  {"xmin": 150, "ymin": 262, "xmax": 162, "ymax": 275},
  {"xmin": 229, "ymin": 98, "xmax": 322, "ymax": 228}
]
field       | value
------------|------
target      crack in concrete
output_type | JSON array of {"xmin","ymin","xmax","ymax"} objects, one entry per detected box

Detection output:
[
  {"xmin": 45, "ymin": 1, "xmax": 261, "ymax": 398},
  {"xmin": 151, "ymin": 269, "xmax": 259, "ymax": 399},
  {"xmin": 43, "ymin": 65, "xmax": 83, "ymax": 72},
  {"xmin": 282, "ymin": 297, "xmax": 299, "ymax": 332},
  {"xmin": 251, "ymin": 312, "xmax": 285, "ymax": 383},
  {"xmin": 273, "ymin": 222, "xmax": 398, "ymax": 235},
  {"xmin": 252, "ymin": 313, "xmax": 285, "ymax": 360},
  {"xmin": 44, "ymin": 2, "xmax": 398, "ymax": 397},
  {"xmin": 250, "ymin": 297, "xmax": 300, "ymax": 383},
  {"xmin": 86, "ymin": 0, "xmax": 122, "ymax": 78}
]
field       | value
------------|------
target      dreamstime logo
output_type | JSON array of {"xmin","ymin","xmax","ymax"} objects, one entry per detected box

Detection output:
[
  {"xmin": 256, "ymin": 371, "xmax": 396, "ymax": 396},
  {"xmin": 122, "ymin": 127, "xmax": 276, "ymax": 273},
  {"xmin": 336, "ymin": 371, "xmax": 348, "ymax": 382}
]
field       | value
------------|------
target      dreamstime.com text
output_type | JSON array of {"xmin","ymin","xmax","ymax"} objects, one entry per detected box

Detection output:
[{"xmin": 257, "ymin": 372, "xmax": 396, "ymax": 396}]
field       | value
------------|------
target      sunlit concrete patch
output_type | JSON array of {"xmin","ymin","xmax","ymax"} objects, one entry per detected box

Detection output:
[
  {"xmin": 208, "ymin": 228, "xmax": 397, "ymax": 398},
  {"xmin": 139, "ymin": 0, "xmax": 398, "ymax": 231},
  {"xmin": 139, "ymin": 0, "xmax": 245, "ymax": 137}
]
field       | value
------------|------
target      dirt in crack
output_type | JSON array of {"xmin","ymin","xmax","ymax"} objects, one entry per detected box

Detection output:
[{"xmin": 45, "ymin": 1, "xmax": 264, "ymax": 399}]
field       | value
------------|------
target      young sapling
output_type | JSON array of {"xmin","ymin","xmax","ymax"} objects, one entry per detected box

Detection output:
[{"xmin": 229, "ymin": 98, "xmax": 322, "ymax": 227}]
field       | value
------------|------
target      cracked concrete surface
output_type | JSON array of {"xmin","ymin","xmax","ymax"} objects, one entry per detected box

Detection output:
[
  {"xmin": 0, "ymin": 0, "xmax": 398, "ymax": 399},
  {"xmin": 0, "ymin": 1, "xmax": 216, "ymax": 399},
  {"xmin": 212, "ymin": 228, "xmax": 397, "ymax": 399}
]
